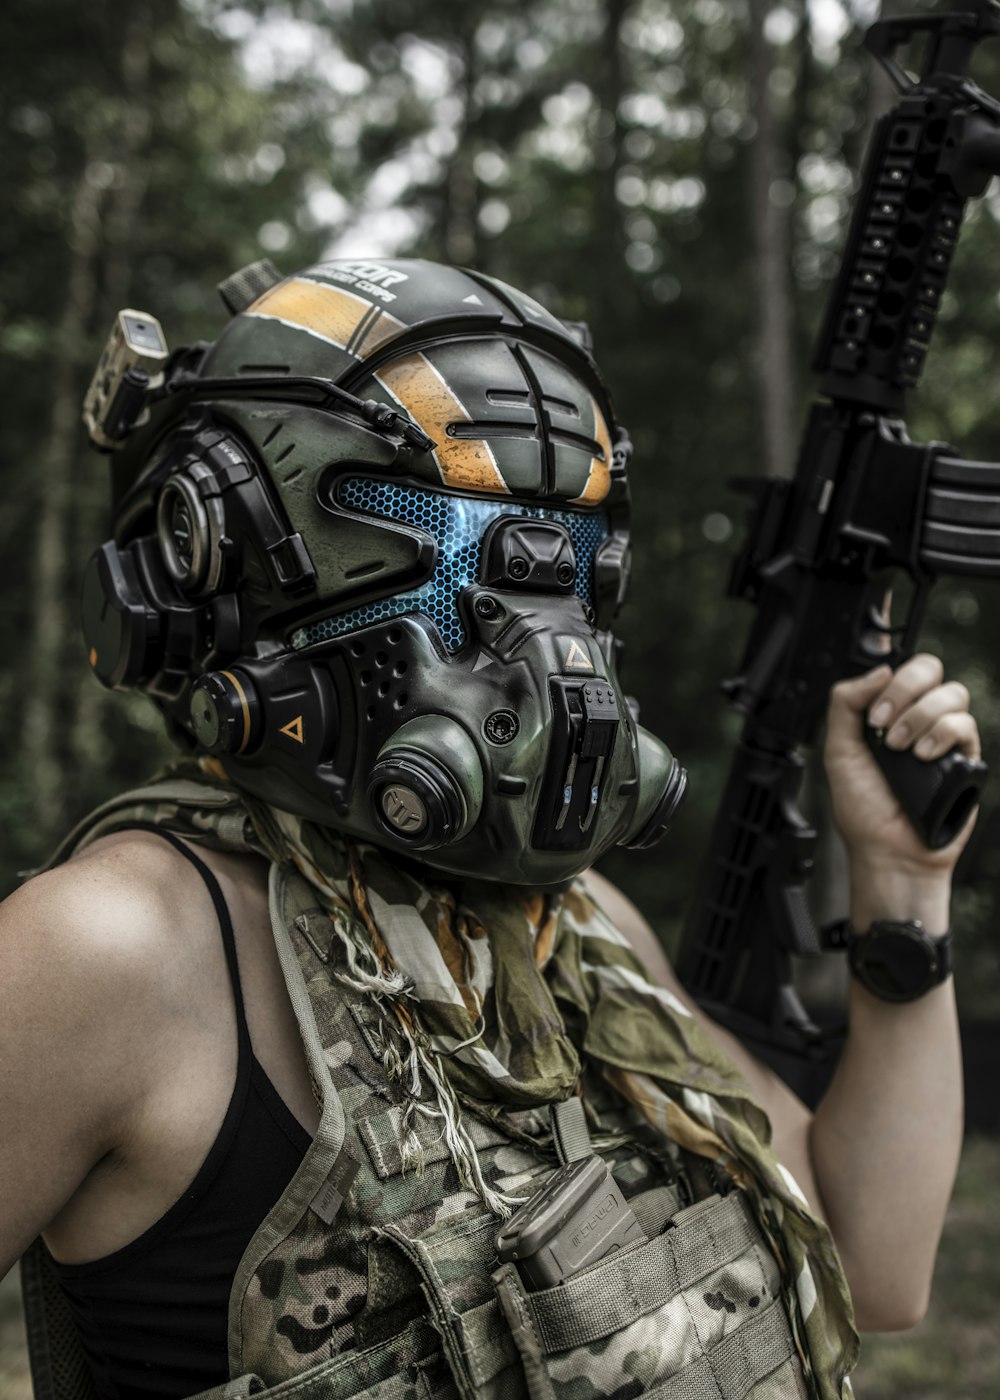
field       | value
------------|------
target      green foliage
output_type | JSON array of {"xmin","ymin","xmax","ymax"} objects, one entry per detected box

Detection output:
[
  {"xmin": 2, "ymin": 0, "xmax": 1000, "ymax": 1021},
  {"xmin": 0, "ymin": 0, "xmax": 360, "ymax": 880}
]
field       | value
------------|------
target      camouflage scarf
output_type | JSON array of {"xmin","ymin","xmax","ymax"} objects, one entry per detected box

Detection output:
[{"xmin": 57, "ymin": 761, "xmax": 859, "ymax": 1399}]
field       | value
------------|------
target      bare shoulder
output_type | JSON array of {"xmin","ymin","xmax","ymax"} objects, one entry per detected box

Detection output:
[
  {"xmin": 1, "ymin": 830, "xmax": 196, "ymax": 1015},
  {"xmin": 10, "ymin": 823, "xmax": 187, "ymax": 919},
  {"xmin": 581, "ymin": 868, "xmax": 826, "ymax": 1218},
  {"xmin": 0, "ymin": 828, "xmax": 247, "ymax": 1087},
  {"xmin": 0, "ymin": 831, "xmax": 214, "ymax": 1271}
]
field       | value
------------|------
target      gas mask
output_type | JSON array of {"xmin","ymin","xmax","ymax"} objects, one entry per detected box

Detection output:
[{"xmin": 81, "ymin": 257, "xmax": 686, "ymax": 885}]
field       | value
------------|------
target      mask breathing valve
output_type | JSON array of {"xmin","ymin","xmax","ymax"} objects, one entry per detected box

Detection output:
[{"xmin": 368, "ymin": 716, "xmax": 484, "ymax": 850}]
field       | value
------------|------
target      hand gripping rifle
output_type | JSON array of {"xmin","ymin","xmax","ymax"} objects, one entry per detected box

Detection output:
[{"xmin": 676, "ymin": 1, "xmax": 1000, "ymax": 1093}]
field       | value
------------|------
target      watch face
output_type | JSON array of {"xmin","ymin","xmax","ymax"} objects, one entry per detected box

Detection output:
[{"xmin": 853, "ymin": 928, "xmax": 939, "ymax": 1002}]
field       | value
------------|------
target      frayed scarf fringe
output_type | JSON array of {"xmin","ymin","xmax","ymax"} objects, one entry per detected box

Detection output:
[{"xmin": 329, "ymin": 887, "xmax": 520, "ymax": 1217}]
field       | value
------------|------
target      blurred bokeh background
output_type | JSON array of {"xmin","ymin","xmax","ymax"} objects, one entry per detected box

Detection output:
[{"xmin": 2, "ymin": 0, "xmax": 1000, "ymax": 1393}]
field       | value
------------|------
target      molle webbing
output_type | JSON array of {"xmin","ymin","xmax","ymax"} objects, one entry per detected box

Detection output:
[
  {"xmin": 512, "ymin": 1191, "xmax": 758, "ymax": 1355},
  {"xmin": 220, "ymin": 867, "xmax": 807, "ymax": 1400},
  {"xmin": 18, "ymin": 776, "xmax": 857, "ymax": 1400},
  {"xmin": 19, "ymin": 1242, "xmax": 98, "ymax": 1400},
  {"xmin": 491, "ymin": 1264, "xmax": 798, "ymax": 1400}
]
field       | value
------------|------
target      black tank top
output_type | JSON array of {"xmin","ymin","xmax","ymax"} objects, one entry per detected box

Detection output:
[{"xmin": 49, "ymin": 829, "xmax": 312, "ymax": 1400}]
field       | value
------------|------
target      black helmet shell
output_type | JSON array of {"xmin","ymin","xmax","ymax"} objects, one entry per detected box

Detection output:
[{"xmin": 200, "ymin": 258, "xmax": 616, "ymax": 507}]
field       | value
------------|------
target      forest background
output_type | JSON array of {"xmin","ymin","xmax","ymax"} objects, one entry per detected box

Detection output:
[{"xmin": 2, "ymin": 0, "xmax": 1000, "ymax": 1394}]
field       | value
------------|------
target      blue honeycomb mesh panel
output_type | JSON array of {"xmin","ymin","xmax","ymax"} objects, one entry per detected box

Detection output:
[{"xmin": 292, "ymin": 478, "xmax": 609, "ymax": 654}]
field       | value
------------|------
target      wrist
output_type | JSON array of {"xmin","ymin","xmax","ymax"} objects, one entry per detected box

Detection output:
[
  {"xmin": 831, "ymin": 918, "xmax": 955, "ymax": 1003},
  {"xmin": 848, "ymin": 859, "xmax": 951, "ymax": 935}
]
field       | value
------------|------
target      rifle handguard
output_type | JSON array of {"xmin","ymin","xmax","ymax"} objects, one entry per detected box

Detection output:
[{"xmin": 864, "ymin": 727, "xmax": 987, "ymax": 848}]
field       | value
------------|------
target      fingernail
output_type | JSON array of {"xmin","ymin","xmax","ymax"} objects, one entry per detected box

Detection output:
[
  {"xmin": 886, "ymin": 722, "xmax": 910, "ymax": 749},
  {"xmin": 916, "ymin": 737, "xmax": 935, "ymax": 758},
  {"xmin": 869, "ymin": 701, "xmax": 893, "ymax": 728}
]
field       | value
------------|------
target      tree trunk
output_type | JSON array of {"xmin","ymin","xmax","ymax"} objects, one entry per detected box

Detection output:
[
  {"xmin": 71, "ymin": 4, "xmax": 154, "ymax": 784},
  {"xmin": 22, "ymin": 151, "xmax": 104, "ymax": 836},
  {"xmin": 581, "ymin": 0, "xmax": 631, "ymax": 356},
  {"xmin": 595, "ymin": 0, "xmax": 629, "ymax": 278},
  {"xmin": 787, "ymin": 0, "xmax": 815, "ymax": 358},
  {"xmin": 103, "ymin": 6, "xmax": 153, "ymax": 304},
  {"xmin": 747, "ymin": 0, "xmax": 797, "ymax": 479},
  {"xmin": 442, "ymin": 20, "xmax": 480, "ymax": 268}
]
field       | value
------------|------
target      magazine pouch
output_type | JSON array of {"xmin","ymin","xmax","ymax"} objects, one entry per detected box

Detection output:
[{"xmin": 490, "ymin": 1190, "xmax": 808, "ymax": 1400}]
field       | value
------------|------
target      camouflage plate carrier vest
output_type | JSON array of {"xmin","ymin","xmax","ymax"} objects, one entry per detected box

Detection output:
[{"xmin": 22, "ymin": 797, "xmax": 842, "ymax": 1400}]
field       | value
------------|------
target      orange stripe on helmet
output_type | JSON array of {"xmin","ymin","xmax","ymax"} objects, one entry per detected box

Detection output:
[
  {"xmin": 376, "ymin": 352, "xmax": 508, "ymax": 494},
  {"xmin": 570, "ymin": 396, "xmax": 613, "ymax": 505},
  {"xmin": 247, "ymin": 277, "xmax": 382, "ymax": 353}
]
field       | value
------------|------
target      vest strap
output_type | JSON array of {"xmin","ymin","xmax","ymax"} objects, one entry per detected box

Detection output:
[
  {"xmin": 30, "ymin": 778, "xmax": 245, "ymax": 874},
  {"xmin": 492, "ymin": 1264, "xmax": 557, "ymax": 1400},
  {"xmin": 186, "ymin": 1376, "xmax": 266, "ymax": 1400},
  {"xmin": 549, "ymin": 1096, "xmax": 592, "ymax": 1166},
  {"xmin": 19, "ymin": 1239, "xmax": 98, "ymax": 1400},
  {"xmin": 226, "ymin": 864, "xmax": 349, "ymax": 1376}
]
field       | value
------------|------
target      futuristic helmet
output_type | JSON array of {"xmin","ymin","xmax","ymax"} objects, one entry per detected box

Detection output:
[{"xmin": 81, "ymin": 257, "xmax": 686, "ymax": 885}]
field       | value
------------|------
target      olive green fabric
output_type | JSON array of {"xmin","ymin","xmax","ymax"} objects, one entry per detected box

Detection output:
[
  {"xmin": 202, "ymin": 867, "xmax": 807, "ymax": 1400},
  {"xmin": 30, "ymin": 763, "xmax": 859, "ymax": 1399}
]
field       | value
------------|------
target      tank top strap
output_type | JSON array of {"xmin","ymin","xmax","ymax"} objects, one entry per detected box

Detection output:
[
  {"xmin": 41, "ymin": 823, "xmax": 311, "ymax": 1399},
  {"xmin": 123, "ymin": 822, "xmax": 252, "ymax": 1056}
]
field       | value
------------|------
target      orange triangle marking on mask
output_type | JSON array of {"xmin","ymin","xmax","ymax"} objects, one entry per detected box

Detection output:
[{"xmin": 280, "ymin": 715, "xmax": 305, "ymax": 744}]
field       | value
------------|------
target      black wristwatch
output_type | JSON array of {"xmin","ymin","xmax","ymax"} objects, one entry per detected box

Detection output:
[{"xmin": 824, "ymin": 919, "xmax": 953, "ymax": 1003}]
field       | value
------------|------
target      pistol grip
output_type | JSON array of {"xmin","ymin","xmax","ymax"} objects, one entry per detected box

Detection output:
[{"xmin": 864, "ymin": 726, "xmax": 987, "ymax": 849}]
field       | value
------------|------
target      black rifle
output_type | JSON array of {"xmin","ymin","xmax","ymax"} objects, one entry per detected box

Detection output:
[{"xmin": 677, "ymin": 1, "xmax": 1000, "ymax": 1093}]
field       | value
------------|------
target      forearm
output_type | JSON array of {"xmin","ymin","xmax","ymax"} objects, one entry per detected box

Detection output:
[{"xmin": 810, "ymin": 867, "xmax": 963, "ymax": 1330}]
